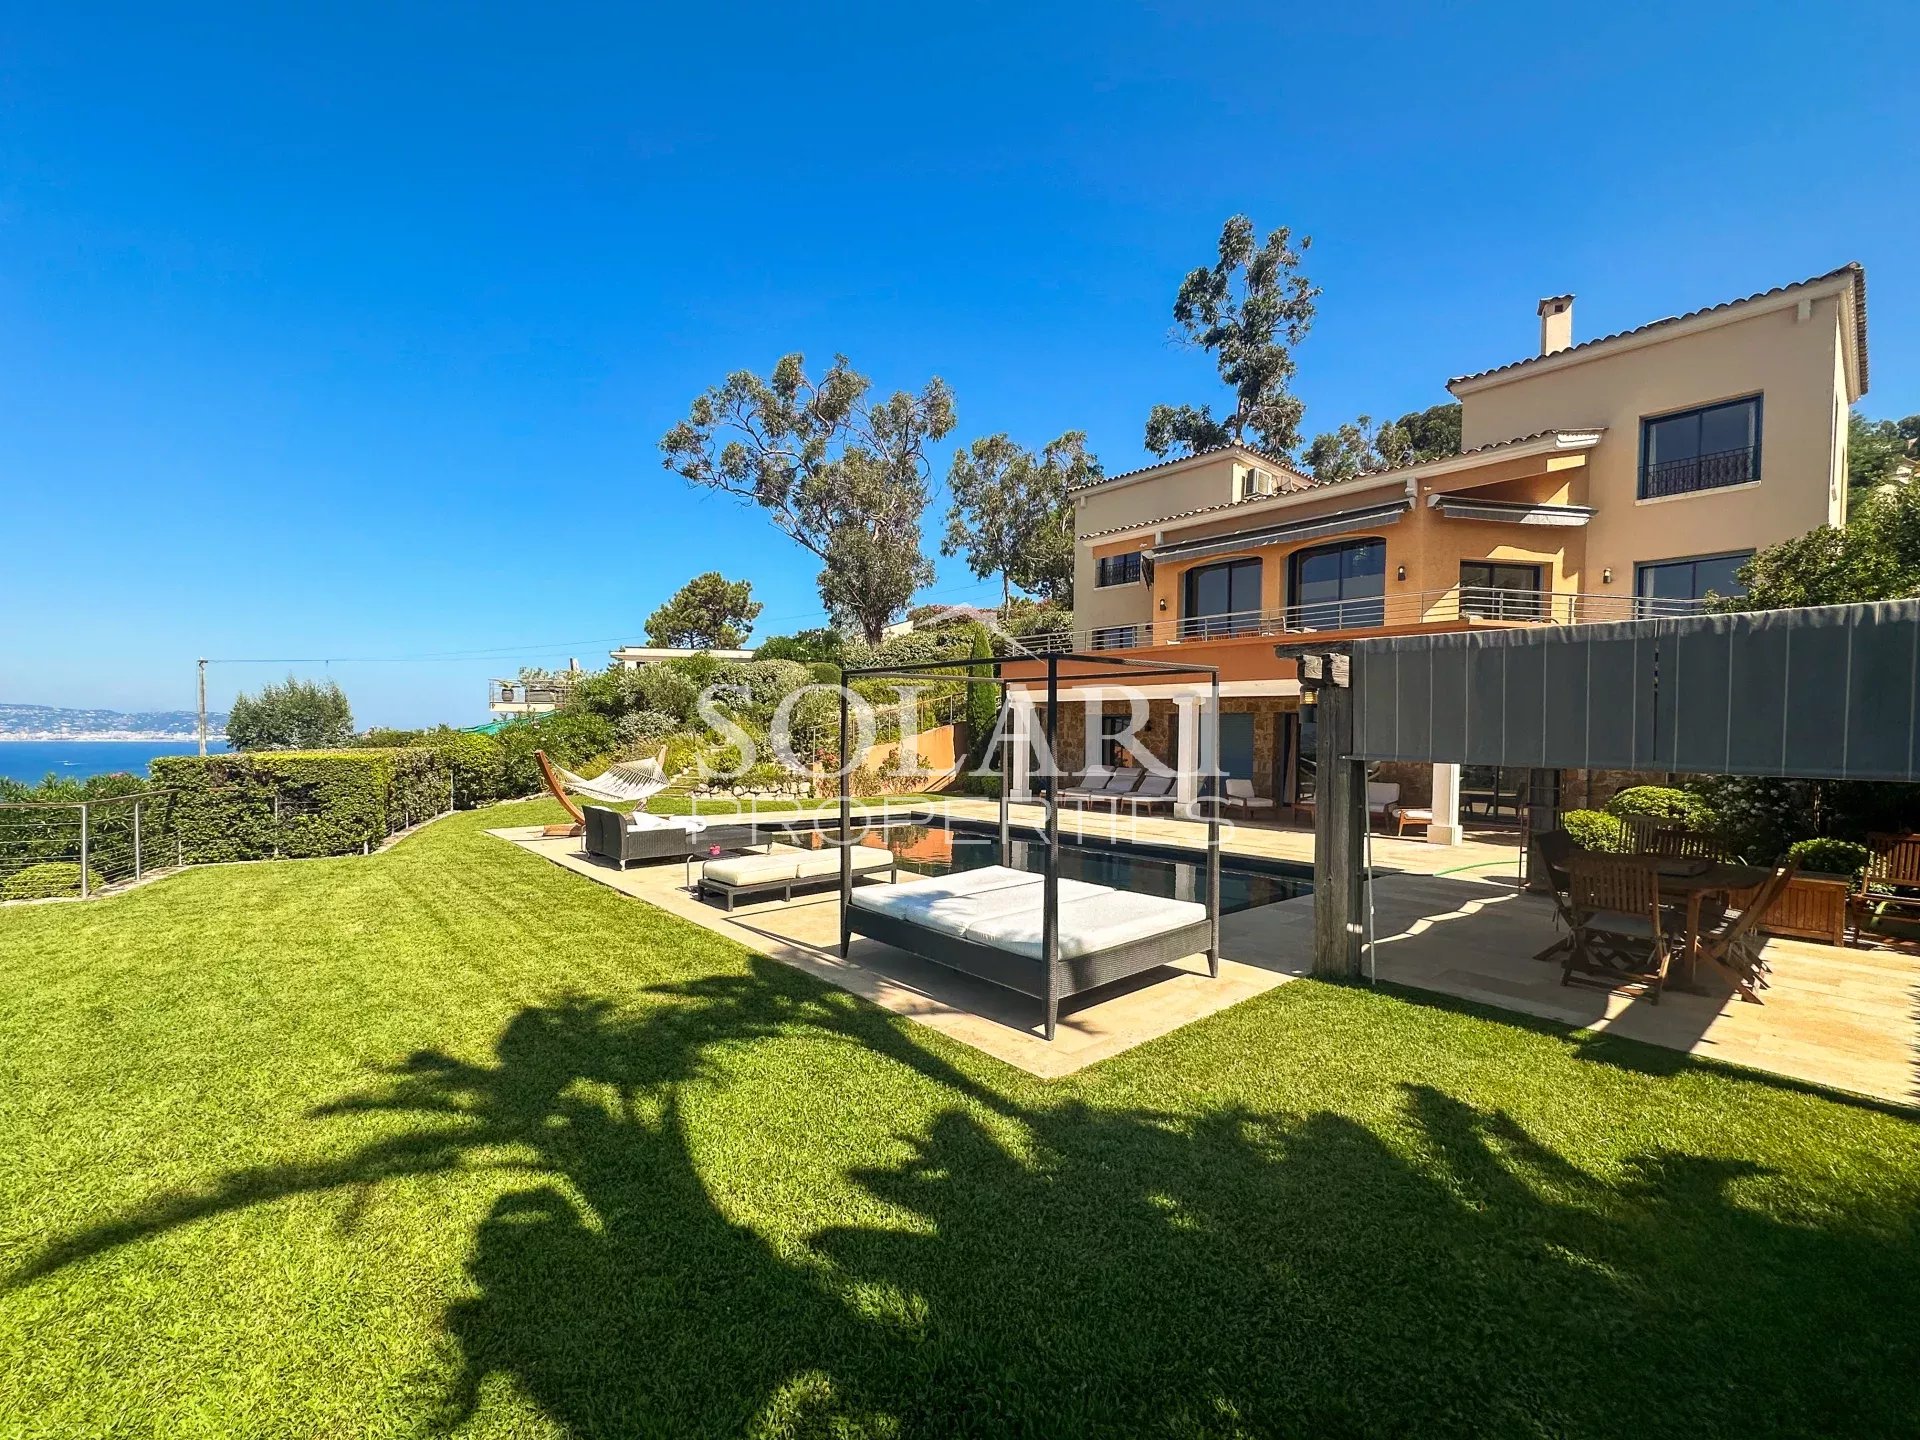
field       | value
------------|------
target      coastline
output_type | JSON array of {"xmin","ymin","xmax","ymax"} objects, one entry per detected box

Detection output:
[{"xmin": 0, "ymin": 734, "xmax": 224, "ymax": 744}]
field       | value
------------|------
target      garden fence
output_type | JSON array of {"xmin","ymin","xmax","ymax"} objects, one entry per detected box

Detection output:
[{"xmin": 0, "ymin": 775, "xmax": 456, "ymax": 903}]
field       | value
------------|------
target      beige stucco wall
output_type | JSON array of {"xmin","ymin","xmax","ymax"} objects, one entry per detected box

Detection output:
[
  {"xmin": 1456, "ymin": 293, "xmax": 1850, "ymax": 596},
  {"xmin": 1073, "ymin": 451, "xmax": 1290, "ymax": 634}
]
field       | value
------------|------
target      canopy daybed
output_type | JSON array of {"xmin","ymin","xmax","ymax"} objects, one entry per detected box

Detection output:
[{"xmin": 836, "ymin": 650, "xmax": 1222, "ymax": 1040}]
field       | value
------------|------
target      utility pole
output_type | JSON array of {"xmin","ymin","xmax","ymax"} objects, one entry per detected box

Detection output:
[{"xmin": 197, "ymin": 659, "xmax": 208, "ymax": 756}]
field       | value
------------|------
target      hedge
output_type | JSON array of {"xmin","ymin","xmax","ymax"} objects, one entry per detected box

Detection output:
[
  {"xmin": 149, "ymin": 749, "xmax": 450, "ymax": 864},
  {"xmin": 2, "ymin": 862, "xmax": 105, "ymax": 901}
]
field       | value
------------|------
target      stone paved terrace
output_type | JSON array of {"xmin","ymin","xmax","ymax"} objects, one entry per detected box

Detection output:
[{"xmin": 495, "ymin": 799, "xmax": 1920, "ymax": 1104}]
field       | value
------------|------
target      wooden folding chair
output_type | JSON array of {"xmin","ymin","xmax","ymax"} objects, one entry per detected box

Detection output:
[
  {"xmin": 1695, "ymin": 858, "xmax": 1798, "ymax": 1002},
  {"xmin": 1563, "ymin": 854, "xmax": 1674, "ymax": 1003},
  {"xmin": 1529, "ymin": 829, "xmax": 1579, "ymax": 963}
]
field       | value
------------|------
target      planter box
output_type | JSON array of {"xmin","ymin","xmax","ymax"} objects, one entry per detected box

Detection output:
[{"xmin": 1731, "ymin": 872, "xmax": 1850, "ymax": 946}]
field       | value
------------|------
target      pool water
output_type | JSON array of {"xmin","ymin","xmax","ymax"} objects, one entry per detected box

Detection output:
[{"xmin": 773, "ymin": 819, "xmax": 1311, "ymax": 916}]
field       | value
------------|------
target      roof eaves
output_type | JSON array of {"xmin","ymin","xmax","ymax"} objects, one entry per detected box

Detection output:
[{"xmin": 1446, "ymin": 263, "xmax": 1867, "ymax": 392}]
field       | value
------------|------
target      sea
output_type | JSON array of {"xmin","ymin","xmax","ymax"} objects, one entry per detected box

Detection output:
[{"xmin": 0, "ymin": 740, "xmax": 231, "ymax": 785}]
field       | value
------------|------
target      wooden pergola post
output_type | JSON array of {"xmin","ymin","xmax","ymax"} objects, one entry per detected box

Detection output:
[{"xmin": 1305, "ymin": 654, "xmax": 1365, "ymax": 980}]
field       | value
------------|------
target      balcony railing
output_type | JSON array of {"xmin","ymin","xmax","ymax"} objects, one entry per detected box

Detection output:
[
  {"xmin": 1639, "ymin": 445, "xmax": 1759, "ymax": 500},
  {"xmin": 1016, "ymin": 586, "xmax": 1711, "ymax": 655}
]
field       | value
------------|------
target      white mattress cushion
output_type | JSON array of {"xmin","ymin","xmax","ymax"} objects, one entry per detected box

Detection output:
[
  {"xmin": 703, "ymin": 853, "xmax": 800, "ymax": 885},
  {"xmin": 848, "ymin": 867, "xmax": 1107, "ymax": 938},
  {"xmin": 793, "ymin": 847, "xmax": 892, "ymax": 879},
  {"xmin": 960, "ymin": 890, "xmax": 1207, "ymax": 960}
]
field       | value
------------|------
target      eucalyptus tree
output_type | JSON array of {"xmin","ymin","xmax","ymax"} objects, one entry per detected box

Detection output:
[
  {"xmin": 660, "ymin": 354, "xmax": 954, "ymax": 643},
  {"xmin": 1145, "ymin": 215, "xmax": 1321, "ymax": 459},
  {"xmin": 943, "ymin": 430, "xmax": 1099, "ymax": 606}
]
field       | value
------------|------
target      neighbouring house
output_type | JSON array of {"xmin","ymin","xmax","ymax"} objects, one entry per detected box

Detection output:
[
  {"xmin": 1019, "ymin": 263, "xmax": 1870, "ymax": 841},
  {"xmin": 608, "ymin": 645, "xmax": 756, "ymax": 669},
  {"xmin": 488, "ymin": 661, "xmax": 584, "ymax": 718}
]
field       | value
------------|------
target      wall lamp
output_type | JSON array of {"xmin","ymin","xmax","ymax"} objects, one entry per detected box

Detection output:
[
  {"xmin": 1602, "ymin": 567, "xmax": 1613, "ymax": 585},
  {"xmin": 1396, "ymin": 565, "xmax": 1406, "ymax": 582}
]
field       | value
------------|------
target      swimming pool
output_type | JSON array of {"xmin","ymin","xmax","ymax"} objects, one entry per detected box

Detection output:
[{"xmin": 763, "ymin": 816, "xmax": 1311, "ymax": 916}]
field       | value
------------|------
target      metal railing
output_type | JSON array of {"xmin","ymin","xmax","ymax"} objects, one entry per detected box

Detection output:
[
  {"xmin": 1020, "ymin": 586, "xmax": 1711, "ymax": 654},
  {"xmin": 1639, "ymin": 445, "xmax": 1759, "ymax": 500},
  {"xmin": 0, "ymin": 790, "xmax": 166, "ymax": 899},
  {"xmin": 0, "ymin": 777, "xmax": 457, "ymax": 903}
]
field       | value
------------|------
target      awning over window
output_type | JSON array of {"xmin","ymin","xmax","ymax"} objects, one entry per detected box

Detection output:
[
  {"xmin": 1427, "ymin": 496, "xmax": 1594, "ymax": 526},
  {"xmin": 1348, "ymin": 601, "xmax": 1920, "ymax": 782},
  {"xmin": 1146, "ymin": 498, "xmax": 1412, "ymax": 566}
]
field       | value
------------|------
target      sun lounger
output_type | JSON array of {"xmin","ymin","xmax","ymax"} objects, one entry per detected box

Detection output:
[
  {"xmin": 1118, "ymin": 773, "xmax": 1177, "ymax": 814},
  {"xmin": 1059, "ymin": 769, "xmax": 1142, "ymax": 805},
  {"xmin": 1221, "ymin": 779, "xmax": 1275, "ymax": 815},
  {"xmin": 698, "ymin": 843, "xmax": 896, "ymax": 910}
]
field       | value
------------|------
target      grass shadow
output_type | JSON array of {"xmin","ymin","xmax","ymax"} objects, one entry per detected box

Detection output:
[{"xmin": 10, "ymin": 957, "xmax": 1920, "ymax": 1435}]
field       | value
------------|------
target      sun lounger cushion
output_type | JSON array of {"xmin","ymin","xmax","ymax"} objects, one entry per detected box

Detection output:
[
  {"xmin": 848, "ymin": 866, "xmax": 1105, "ymax": 937},
  {"xmin": 702, "ymin": 845, "xmax": 891, "ymax": 888}
]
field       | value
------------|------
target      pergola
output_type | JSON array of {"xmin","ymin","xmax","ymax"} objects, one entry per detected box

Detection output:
[{"xmin": 1305, "ymin": 600, "xmax": 1920, "ymax": 978}]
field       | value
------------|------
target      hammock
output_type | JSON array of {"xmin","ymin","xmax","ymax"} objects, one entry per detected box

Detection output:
[{"xmin": 535, "ymin": 749, "xmax": 674, "ymax": 828}]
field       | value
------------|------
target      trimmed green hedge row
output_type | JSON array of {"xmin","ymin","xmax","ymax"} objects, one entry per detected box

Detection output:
[{"xmin": 150, "ymin": 750, "xmax": 451, "ymax": 864}]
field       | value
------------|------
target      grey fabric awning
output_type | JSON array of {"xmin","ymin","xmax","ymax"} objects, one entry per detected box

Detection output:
[
  {"xmin": 1427, "ymin": 496, "xmax": 1594, "ymax": 526},
  {"xmin": 1146, "ymin": 498, "xmax": 1411, "ymax": 566},
  {"xmin": 1348, "ymin": 601, "xmax": 1920, "ymax": 782}
]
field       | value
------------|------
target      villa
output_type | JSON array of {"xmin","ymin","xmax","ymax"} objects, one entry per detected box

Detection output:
[{"xmin": 1012, "ymin": 263, "xmax": 1871, "ymax": 838}]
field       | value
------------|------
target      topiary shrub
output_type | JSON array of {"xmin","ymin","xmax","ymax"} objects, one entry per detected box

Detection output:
[
  {"xmin": 3, "ymin": 862, "xmax": 106, "ymax": 900},
  {"xmin": 1604, "ymin": 785, "xmax": 1714, "ymax": 828},
  {"xmin": 1786, "ymin": 837, "xmax": 1870, "ymax": 877},
  {"xmin": 1562, "ymin": 809, "xmax": 1627, "ymax": 853}
]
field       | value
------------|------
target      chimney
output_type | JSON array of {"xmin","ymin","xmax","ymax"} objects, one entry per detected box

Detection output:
[{"xmin": 1537, "ymin": 294, "xmax": 1574, "ymax": 355}]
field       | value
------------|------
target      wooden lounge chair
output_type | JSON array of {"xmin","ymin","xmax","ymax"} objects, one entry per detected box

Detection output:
[
  {"xmin": 1118, "ymin": 773, "xmax": 1177, "ymax": 814},
  {"xmin": 1694, "ymin": 858, "xmax": 1798, "ymax": 1001},
  {"xmin": 1849, "ymin": 833, "xmax": 1920, "ymax": 944},
  {"xmin": 1221, "ymin": 778, "xmax": 1275, "ymax": 817},
  {"xmin": 1562, "ymin": 854, "xmax": 1674, "ymax": 1003},
  {"xmin": 1365, "ymin": 782, "xmax": 1400, "ymax": 830}
]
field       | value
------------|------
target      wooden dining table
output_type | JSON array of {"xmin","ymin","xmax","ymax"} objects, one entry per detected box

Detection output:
[{"xmin": 1648, "ymin": 857, "xmax": 1773, "ymax": 991}]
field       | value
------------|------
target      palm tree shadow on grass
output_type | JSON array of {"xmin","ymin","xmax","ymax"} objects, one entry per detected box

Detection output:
[{"xmin": 11, "ymin": 956, "xmax": 1920, "ymax": 1436}]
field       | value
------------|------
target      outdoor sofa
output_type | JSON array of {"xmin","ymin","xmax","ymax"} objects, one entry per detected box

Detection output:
[
  {"xmin": 583, "ymin": 805, "xmax": 756, "ymax": 869},
  {"xmin": 697, "ymin": 842, "xmax": 897, "ymax": 910}
]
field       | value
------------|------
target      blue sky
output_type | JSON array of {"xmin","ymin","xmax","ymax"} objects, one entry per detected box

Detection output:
[{"xmin": 4, "ymin": 2, "xmax": 1915, "ymax": 727}]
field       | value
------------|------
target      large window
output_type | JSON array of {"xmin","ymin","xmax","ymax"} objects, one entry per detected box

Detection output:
[
  {"xmin": 1090, "ymin": 624, "xmax": 1141, "ymax": 651},
  {"xmin": 1095, "ymin": 551, "xmax": 1142, "ymax": 588},
  {"xmin": 1634, "ymin": 551, "xmax": 1754, "ymax": 613},
  {"xmin": 1640, "ymin": 395, "xmax": 1762, "ymax": 499},
  {"xmin": 1180, "ymin": 558, "xmax": 1263, "ymax": 638},
  {"xmin": 1287, "ymin": 538, "xmax": 1386, "ymax": 630},
  {"xmin": 1099, "ymin": 713, "xmax": 1129, "ymax": 767},
  {"xmin": 1460, "ymin": 560, "xmax": 1545, "ymax": 620}
]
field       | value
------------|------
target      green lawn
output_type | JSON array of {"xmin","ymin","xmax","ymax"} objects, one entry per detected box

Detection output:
[{"xmin": 2, "ymin": 798, "xmax": 1917, "ymax": 1438}]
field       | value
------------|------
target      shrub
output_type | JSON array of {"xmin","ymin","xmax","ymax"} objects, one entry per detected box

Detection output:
[
  {"xmin": 615, "ymin": 709, "xmax": 680, "ymax": 754},
  {"xmin": 1562, "ymin": 809, "xmax": 1627, "ymax": 853},
  {"xmin": 2, "ymin": 862, "xmax": 105, "ymax": 900},
  {"xmin": 415, "ymin": 728, "xmax": 508, "ymax": 808},
  {"xmin": 150, "ymin": 749, "xmax": 449, "ymax": 863},
  {"xmin": 496, "ymin": 712, "xmax": 620, "ymax": 799},
  {"xmin": 1787, "ymin": 837, "xmax": 1870, "ymax": 877},
  {"xmin": 1604, "ymin": 786, "xmax": 1714, "ymax": 828}
]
